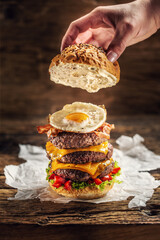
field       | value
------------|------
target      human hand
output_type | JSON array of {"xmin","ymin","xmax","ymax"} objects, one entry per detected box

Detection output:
[{"xmin": 61, "ymin": 0, "xmax": 160, "ymax": 62}]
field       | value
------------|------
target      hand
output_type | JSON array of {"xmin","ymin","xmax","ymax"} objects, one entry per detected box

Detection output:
[{"xmin": 61, "ymin": 0, "xmax": 160, "ymax": 62}]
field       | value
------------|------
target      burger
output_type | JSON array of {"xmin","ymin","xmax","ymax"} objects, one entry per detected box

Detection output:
[{"xmin": 37, "ymin": 102, "xmax": 121, "ymax": 199}]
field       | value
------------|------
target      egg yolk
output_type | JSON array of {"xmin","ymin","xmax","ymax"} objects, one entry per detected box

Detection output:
[{"xmin": 65, "ymin": 112, "xmax": 89, "ymax": 123}]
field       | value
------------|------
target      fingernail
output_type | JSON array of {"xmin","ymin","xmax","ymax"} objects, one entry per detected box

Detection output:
[{"xmin": 107, "ymin": 51, "xmax": 118, "ymax": 63}]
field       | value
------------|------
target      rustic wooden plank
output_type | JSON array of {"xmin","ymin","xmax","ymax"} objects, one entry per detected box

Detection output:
[
  {"xmin": 0, "ymin": 208, "xmax": 159, "ymax": 225},
  {"xmin": 0, "ymin": 186, "xmax": 160, "ymax": 224},
  {"xmin": 0, "ymin": 224, "xmax": 160, "ymax": 240},
  {"xmin": 0, "ymin": 176, "xmax": 14, "ymax": 189}
]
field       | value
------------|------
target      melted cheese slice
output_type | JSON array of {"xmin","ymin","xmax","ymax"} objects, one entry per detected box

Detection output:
[
  {"xmin": 46, "ymin": 141, "xmax": 108, "ymax": 160},
  {"xmin": 50, "ymin": 157, "xmax": 113, "ymax": 178}
]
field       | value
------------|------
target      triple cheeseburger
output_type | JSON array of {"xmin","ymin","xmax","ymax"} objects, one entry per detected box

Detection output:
[{"xmin": 37, "ymin": 102, "xmax": 121, "ymax": 199}]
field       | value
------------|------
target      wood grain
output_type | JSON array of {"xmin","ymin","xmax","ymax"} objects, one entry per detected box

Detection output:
[{"xmin": 0, "ymin": 224, "xmax": 160, "ymax": 240}]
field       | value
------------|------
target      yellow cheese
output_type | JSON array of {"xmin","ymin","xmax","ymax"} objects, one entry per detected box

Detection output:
[
  {"xmin": 46, "ymin": 141, "xmax": 108, "ymax": 161},
  {"xmin": 50, "ymin": 157, "xmax": 113, "ymax": 178}
]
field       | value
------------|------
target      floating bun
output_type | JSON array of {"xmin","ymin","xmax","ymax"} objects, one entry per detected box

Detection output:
[
  {"xmin": 49, "ymin": 44, "xmax": 120, "ymax": 93},
  {"xmin": 49, "ymin": 182, "xmax": 114, "ymax": 200}
]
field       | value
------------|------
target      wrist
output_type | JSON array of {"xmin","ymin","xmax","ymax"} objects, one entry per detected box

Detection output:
[
  {"xmin": 137, "ymin": 0, "xmax": 160, "ymax": 29},
  {"xmin": 150, "ymin": 0, "xmax": 160, "ymax": 29}
]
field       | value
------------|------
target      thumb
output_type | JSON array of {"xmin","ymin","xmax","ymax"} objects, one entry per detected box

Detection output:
[{"xmin": 106, "ymin": 25, "xmax": 133, "ymax": 62}]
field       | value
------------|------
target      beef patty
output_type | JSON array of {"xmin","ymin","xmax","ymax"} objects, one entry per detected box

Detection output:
[
  {"xmin": 49, "ymin": 131, "xmax": 107, "ymax": 149},
  {"xmin": 47, "ymin": 143, "xmax": 113, "ymax": 164},
  {"xmin": 59, "ymin": 143, "xmax": 113, "ymax": 164},
  {"xmin": 54, "ymin": 161, "xmax": 114, "ymax": 182}
]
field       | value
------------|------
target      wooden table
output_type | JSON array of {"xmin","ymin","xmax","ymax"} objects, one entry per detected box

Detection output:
[{"xmin": 1, "ymin": 115, "xmax": 160, "ymax": 239}]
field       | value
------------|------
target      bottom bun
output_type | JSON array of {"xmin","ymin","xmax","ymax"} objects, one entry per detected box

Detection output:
[{"xmin": 49, "ymin": 182, "xmax": 114, "ymax": 200}]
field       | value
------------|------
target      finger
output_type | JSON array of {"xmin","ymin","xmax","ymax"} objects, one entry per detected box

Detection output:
[
  {"xmin": 106, "ymin": 23, "xmax": 134, "ymax": 62},
  {"xmin": 92, "ymin": 27, "xmax": 114, "ymax": 49},
  {"xmin": 87, "ymin": 39, "xmax": 100, "ymax": 47},
  {"xmin": 75, "ymin": 29, "xmax": 93, "ymax": 44},
  {"xmin": 61, "ymin": 13, "xmax": 93, "ymax": 51}
]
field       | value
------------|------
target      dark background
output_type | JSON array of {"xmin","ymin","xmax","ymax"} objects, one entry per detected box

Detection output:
[{"xmin": 1, "ymin": 0, "xmax": 160, "ymax": 125}]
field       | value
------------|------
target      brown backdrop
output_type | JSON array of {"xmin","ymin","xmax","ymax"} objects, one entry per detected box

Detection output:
[{"xmin": 1, "ymin": 0, "xmax": 160, "ymax": 122}]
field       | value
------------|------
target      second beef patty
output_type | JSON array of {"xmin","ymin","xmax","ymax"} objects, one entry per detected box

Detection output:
[
  {"xmin": 47, "ymin": 143, "xmax": 113, "ymax": 164},
  {"xmin": 59, "ymin": 143, "xmax": 113, "ymax": 164}
]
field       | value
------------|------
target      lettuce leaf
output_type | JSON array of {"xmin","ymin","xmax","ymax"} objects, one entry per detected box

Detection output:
[
  {"xmin": 72, "ymin": 181, "xmax": 90, "ymax": 189},
  {"xmin": 50, "ymin": 179, "xmax": 54, "ymax": 184},
  {"xmin": 46, "ymin": 163, "xmax": 51, "ymax": 181},
  {"xmin": 114, "ymin": 161, "xmax": 119, "ymax": 168}
]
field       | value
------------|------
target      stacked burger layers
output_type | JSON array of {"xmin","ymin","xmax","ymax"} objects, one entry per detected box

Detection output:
[{"xmin": 37, "ymin": 102, "xmax": 121, "ymax": 199}]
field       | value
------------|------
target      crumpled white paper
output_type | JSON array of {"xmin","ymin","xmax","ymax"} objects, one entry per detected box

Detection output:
[{"xmin": 4, "ymin": 134, "xmax": 160, "ymax": 208}]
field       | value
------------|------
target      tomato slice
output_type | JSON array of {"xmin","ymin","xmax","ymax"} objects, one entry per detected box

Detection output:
[
  {"xmin": 53, "ymin": 182, "xmax": 62, "ymax": 188},
  {"xmin": 94, "ymin": 178, "xmax": 102, "ymax": 185},
  {"xmin": 49, "ymin": 173, "xmax": 55, "ymax": 180},
  {"xmin": 64, "ymin": 180, "xmax": 72, "ymax": 191},
  {"xmin": 101, "ymin": 175, "xmax": 112, "ymax": 182},
  {"xmin": 54, "ymin": 175, "xmax": 65, "ymax": 185},
  {"xmin": 111, "ymin": 167, "xmax": 121, "ymax": 175}
]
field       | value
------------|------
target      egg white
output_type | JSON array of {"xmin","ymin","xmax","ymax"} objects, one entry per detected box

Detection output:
[{"xmin": 49, "ymin": 102, "xmax": 106, "ymax": 133}]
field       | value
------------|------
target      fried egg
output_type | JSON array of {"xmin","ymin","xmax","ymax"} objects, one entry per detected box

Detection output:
[{"xmin": 49, "ymin": 102, "xmax": 106, "ymax": 133}]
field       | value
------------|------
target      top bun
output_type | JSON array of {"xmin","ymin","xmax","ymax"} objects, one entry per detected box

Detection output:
[{"xmin": 49, "ymin": 44, "xmax": 120, "ymax": 93}]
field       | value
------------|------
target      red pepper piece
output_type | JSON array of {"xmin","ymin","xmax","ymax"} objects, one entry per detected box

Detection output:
[
  {"xmin": 49, "ymin": 173, "xmax": 55, "ymax": 180},
  {"xmin": 101, "ymin": 175, "xmax": 112, "ymax": 182},
  {"xmin": 112, "ymin": 167, "xmax": 121, "ymax": 175},
  {"xmin": 64, "ymin": 180, "xmax": 72, "ymax": 191},
  {"xmin": 37, "ymin": 124, "xmax": 51, "ymax": 134},
  {"xmin": 54, "ymin": 175, "xmax": 66, "ymax": 185},
  {"xmin": 94, "ymin": 178, "xmax": 102, "ymax": 185},
  {"xmin": 53, "ymin": 182, "xmax": 62, "ymax": 188}
]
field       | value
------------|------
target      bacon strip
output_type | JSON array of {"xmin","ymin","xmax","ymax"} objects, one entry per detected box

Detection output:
[
  {"xmin": 94, "ymin": 123, "xmax": 115, "ymax": 139},
  {"xmin": 37, "ymin": 122, "xmax": 114, "ymax": 139},
  {"xmin": 96, "ymin": 122, "xmax": 115, "ymax": 133},
  {"xmin": 37, "ymin": 124, "xmax": 62, "ymax": 137},
  {"xmin": 47, "ymin": 127, "xmax": 62, "ymax": 138},
  {"xmin": 37, "ymin": 124, "xmax": 52, "ymax": 134}
]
